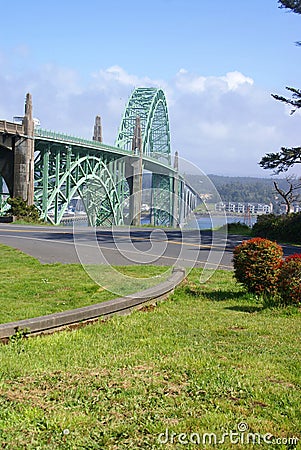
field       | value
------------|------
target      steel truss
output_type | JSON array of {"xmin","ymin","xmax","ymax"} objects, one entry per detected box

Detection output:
[
  {"xmin": 115, "ymin": 88, "xmax": 171, "ymax": 164},
  {"xmin": 34, "ymin": 141, "xmax": 128, "ymax": 226},
  {"xmin": 0, "ymin": 176, "xmax": 9, "ymax": 215},
  {"xmin": 151, "ymin": 173, "xmax": 174, "ymax": 227}
]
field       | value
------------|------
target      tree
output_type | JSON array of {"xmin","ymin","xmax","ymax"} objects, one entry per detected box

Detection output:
[
  {"xmin": 272, "ymin": 86, "xmax": 301, "ymax": 113},
  {"xmin": 7, "ymin": 197, "xmax": 41, "ymax": 222},
  {"xmin": 273, "ymin": 176, "xmax": 301, "ymax": 214},
  {"xmin": 259, "ymin": 1, "xmax": 301, "ymax": 173},
  {"xmin": 260, "ymin": 146, "xmax": 301, "ymax": 173},
  {"xmin": 278, "ymin": 0, "xmax": 301, "ymax": 15}
]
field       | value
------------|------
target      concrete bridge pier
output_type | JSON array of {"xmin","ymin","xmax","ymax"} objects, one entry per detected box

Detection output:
[
  {"xmin": 13, "ymin": 93, "xmax": 34, "ymax": 205},
  {"xmin": 127, "ymin": 116, "xmax": 143, "ymax": 226},
  {"xmin": 172, "ymin": 151, "xmax": 179, "ymax": 228},
  {"xmin": 92, "ymin": 115, "xmax": 102, "ymax": 142},
  {"xmin": 128, "ymin": 156, "xmax": 143, "ymax": 226}
]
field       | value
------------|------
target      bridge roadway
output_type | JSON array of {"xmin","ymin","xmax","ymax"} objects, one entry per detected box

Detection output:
[{"xmin": 0, "ymin": 224, "xmax": 299, "ymax": 269}]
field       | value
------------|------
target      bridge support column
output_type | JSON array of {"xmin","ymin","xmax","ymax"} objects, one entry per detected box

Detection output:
[
  {"xmin": 172, "ymin": 151, "xmax": 179, "ymax": 228},
  {"xmin": 92, "ymin": 115, "xmax": 102, "ymax": 142},
  {"xmin": 13, "ymin": 93, "xmax": 34, "ymax": 205},
  {"xmin": 128, "ymin": 155, "xmax": 143, "ymax": 226},
  {"xmin": 128, "ymin": 116, "xmax": 143, "ymax": 226},
  {"xmin": 54, "ymin": 149, "xmax": 60, "ymax": 224},
  {"xmin": 151, "ymin": 173, "xmax": 173, "ymax": 227},
  {"xmin": 41, "ymin": 147, "xmax": 50, "ymax": 221}
]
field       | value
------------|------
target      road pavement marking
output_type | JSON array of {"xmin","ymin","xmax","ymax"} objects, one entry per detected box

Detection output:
[
  {"xmin": 0, "ymin": 233, "xmax": 233, "ymax": 269},
  {"xmin": 0, "ymin": 227, "xmax": 227, "ymax": 250}
]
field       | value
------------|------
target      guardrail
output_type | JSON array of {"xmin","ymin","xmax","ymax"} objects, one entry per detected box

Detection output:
[
  {"xmin": 34, "ymin": 128, "xmax": 131, "ymax": 156},
  {"xmin": 0, "ymin": 268, "xmax": 186, "ymax": 342},
  {"xmin": 34, "ymin": 128, "xmax": 175, "ymax": 169},
  {"xmin": 0, "ymin": 120, "xmax": 23, "ymax": 135}
]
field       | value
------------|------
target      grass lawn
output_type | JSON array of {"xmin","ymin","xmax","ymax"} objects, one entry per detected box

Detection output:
[
  {"xmin": 0, "ymin": 244, "xmax": 168, "ymax": 323},
  {"xmin": 0, "ymin": 254, "xmax": 300, "ymax": 448}
]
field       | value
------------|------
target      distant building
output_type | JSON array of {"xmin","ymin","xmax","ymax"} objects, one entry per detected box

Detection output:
[
  {"xmin": 294, "ymin": 204, "xmax": 301, "ymax": 213},
  {"xmin": 215, "ymin": 202, "xmax": 273, "ymax": 214},
  {"xmin": 279, "ymin": 202, "xmax": 301, "ymax": 214}
]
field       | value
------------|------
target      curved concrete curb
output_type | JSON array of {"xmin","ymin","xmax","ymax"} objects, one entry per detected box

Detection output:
[{"xmin": 0, "ymin": 268, "xmax": 186, "ymax": 340}]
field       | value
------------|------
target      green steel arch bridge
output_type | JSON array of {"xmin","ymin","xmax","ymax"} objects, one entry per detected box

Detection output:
[{"xmin": 0, "ymin": 88, "xmax": 199, "ymax": 227}]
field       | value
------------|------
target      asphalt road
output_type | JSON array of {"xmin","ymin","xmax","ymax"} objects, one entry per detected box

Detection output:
[{"xmin": 0, "ymin": 224, "xmax": 299, "ymax": 270}]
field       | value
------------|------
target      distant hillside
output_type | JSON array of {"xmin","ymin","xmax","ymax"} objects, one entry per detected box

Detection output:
[
  {"xmin": 143, "ymin": 172, "xmax": 299, "ymax": 211},
  {"xmin": 185, "ymin": 174, "xmax": 289, "ymax": 205}
]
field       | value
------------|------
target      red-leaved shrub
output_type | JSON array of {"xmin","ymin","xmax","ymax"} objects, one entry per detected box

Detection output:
[
  {"xmin": 233, "ymin": 237, "xmax": 283, "ymax": 298},
  {"xmin": 278, "ymin": 254, "xmax": 301, "ymax": 305}
]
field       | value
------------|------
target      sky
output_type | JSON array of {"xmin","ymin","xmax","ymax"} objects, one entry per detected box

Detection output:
[{"xmin": 1, "ymin": 0, "xmax": 301, "ymax": 177}]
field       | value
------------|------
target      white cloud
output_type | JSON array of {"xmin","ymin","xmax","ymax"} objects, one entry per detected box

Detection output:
[
  {"xmin": 13, "ymin": 44, "xmax": 30, "ymax": 59},
  {"xmin": 0, "ymin": 62, "xmax": 299, "ymax": 176},
  {"xmin": 91, "ymin": 65, "xmax": 167, "ymax": 91},
  {"xmin": 222, "ymin": 71, "xmax": 254, "ymax": 90},
  {"xmin": 175, "ymin": 69, "xmax": 253, "ymax": 94},
  {"xmin": 175, "ymin": 69, "xmax": 206, "ymax": 93},
  {"xmin": 106, "ymin": 66, "xmax": 141, "ymax": 86},
  {"xmin": 197, "ymin": 121, "xmax": 229, "ymax": 139}
]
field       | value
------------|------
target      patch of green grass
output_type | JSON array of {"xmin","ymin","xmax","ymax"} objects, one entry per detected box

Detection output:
[
  {"xmin": 0, "ymin": 244, "xmax": 167, "ymax": 323},
  {"xmin": 11, "ymin": 219, "xmax": 52, "ymax": 226},
  {"xmin": 0, "ymin": 269, "xmax": 300, "ymax": 449},
  {"xmin": 218, "ymin": 221, "xmax": 253, "ymax": 236}
]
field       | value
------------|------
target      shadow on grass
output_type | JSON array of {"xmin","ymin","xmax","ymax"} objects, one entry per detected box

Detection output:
[
  {"xmin": 201, "ymin": 290, "xmax": 247, "ymax": 302},
  {"xmin": 202, "ymin": 290, "xmax": 263, "ymax": 313},
  {"xmin": 225, "ymin": 305, "xmax": 263, "ymax": 313}
]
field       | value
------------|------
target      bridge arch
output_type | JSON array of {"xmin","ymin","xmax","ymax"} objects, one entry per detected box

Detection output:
[
  {"xmin": 115, "ymin": 88, "xmax": 171, "ymax": 164},
  {"xmin": 34, "ymin": 148, "xmax": 127, "ymax": 226}
]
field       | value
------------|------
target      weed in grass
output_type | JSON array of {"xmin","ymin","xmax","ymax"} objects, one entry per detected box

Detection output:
[{"xmin": 9, "ymin": 327, "xmax": 29, "ymax": 344}]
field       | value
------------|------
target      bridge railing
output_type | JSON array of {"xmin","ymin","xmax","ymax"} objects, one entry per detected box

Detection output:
[
  {"xmin": 0, "ymin": 120, "xmax": 23, "ymax": 135},
  {"xmin": 34, "ymin": 128, "xmax": 132, "ymax": 155},
  {"xmin": 34, "ymin": 129, "xmax": 176, "ymax": 170}
]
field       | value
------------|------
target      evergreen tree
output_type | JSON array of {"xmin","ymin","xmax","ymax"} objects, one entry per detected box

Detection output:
[
  {"xmin": 259, "ymin": 1, "xmax": 301, "ymax": 173},
  {"xmin": 278, "ymin": 0, "xmax": 301, "ymax": 15}
]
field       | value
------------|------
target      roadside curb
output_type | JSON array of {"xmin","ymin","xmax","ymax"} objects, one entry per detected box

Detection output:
[{"xmin": 0, "ymin": 268, "xmax": 186, "ymax": 341}]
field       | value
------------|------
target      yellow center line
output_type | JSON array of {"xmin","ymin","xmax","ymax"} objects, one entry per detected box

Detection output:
[
  {"xmin": 0, "ymin": 230, "xmax": 233, "ymax": 270},
  {"xmin": 0, "ymin": 227, "xmax": 228, "ymax": 251}
]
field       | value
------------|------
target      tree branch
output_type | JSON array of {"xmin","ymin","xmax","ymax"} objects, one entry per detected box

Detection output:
[
  {"xmin": 272, "ymin": 87, "xmax": 301, "ymax": 114},
  {"xmin": 259, "ymin": 147, "xmax": 301, "ymax": 173},
  {"xmin": 278, "ymin": 0, "xmax": 301, "ymax": 14}
]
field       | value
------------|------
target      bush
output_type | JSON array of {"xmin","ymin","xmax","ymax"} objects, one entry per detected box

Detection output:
[
  {"xmin": 252, "ymin": 213, "xmax": 301, "ymax": 244},
  {"xmin": 233, "ymin": 237, "xmax": 283, "ymax": 298},
  {"xmin": 278, "ymin": 254, "xmax": 301, "ymax": 305},
  {"xmin": 252, "ymin": 214, "xmax": 283, "ymax": 240},
  {"xmin": 218, "ymin": 221, "xmax": 252, "ymax": 235},
  {"xmin": 227, "ymin": 221, "xmax": 251, "ymax": 235},
  {"xmin": 7, "ymin": 197, "xmax": 41, "ymax": 223},
  {"xmin": 283, "ymin": 214, "xmax": 301, "ymax": 244}
]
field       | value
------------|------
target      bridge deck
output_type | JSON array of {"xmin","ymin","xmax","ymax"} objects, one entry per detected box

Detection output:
[{"xmin": 34, "ymin": 128, "xmax": 177, "ymax": 175}]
